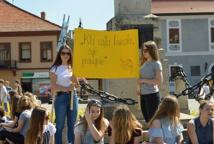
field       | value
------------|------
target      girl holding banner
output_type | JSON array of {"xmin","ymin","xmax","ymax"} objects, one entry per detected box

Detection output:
[
  {"xmin": 138, "ymin": 41, "xmax": 163, "ymax": 123},
  {"xmin": 50, "ymin": 44, "xmax": 79, "ymax": 144}
]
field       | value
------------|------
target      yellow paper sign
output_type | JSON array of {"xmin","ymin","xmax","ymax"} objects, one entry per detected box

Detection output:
[{"xmin": 73, "ymin": 29, "xmax": 139, "ymax": 78}]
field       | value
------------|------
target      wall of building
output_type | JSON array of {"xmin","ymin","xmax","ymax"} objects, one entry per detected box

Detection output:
[
  {"xmin": 114, "ymin": 0, "xmax": 151, "ymax": 16},
  {"xmin": 160, "ymin": 16, "xmax": 214, "ymax": 85},
  {"xmin": 0, "ymin": 70, "xmax": 15, "ymax": 87},
  {"xmin": 168, "ymin": 55, "xmax": 214, "ymax": 85},
  {"xmin": 182, "ymin": 19, "xmax": 209, "ymax": 52},
  {"xmin": 0, "ymin": 35, "xmax": 58, "ymax": 69},
  {"xmin": 0, "ymin": 35, "xmax": 58, "ymax": 92},
  {"xmin": 160, "ymin": 18, "xmax": 210, "ymax": 52}
]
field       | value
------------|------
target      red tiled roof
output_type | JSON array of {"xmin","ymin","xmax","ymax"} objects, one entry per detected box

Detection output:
[
  {"xmin": 152, "ymin": 0, "xmax": 214, "ymax": 15},
  {"xmin": 0, "ymin": 0, "xmax": 61, "ymax": 32}
]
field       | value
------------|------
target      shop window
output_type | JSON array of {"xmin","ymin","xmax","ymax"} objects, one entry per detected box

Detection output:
[
  {"xmin": 40, "ymin": 42, "xmax": 53, "ymax": 62},
  {"xmin": 191, "ymin": 66, "xmax": 201, "ymax": 76},
  {"xmin": 19, "ymin": 42, "xmax": 31, "ymax": 62}
]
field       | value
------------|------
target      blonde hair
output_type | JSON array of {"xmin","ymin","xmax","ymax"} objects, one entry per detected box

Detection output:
[
  {"xmin": 141, "ymin": 41, "xmax": 159, "ymax": 65},
  {"xmin": 23, "ymin": 92, "xmax": 38, "ymax": 107},
  {"xmin": 17, "ymin": 96, "xmax": 33, "ymax": 113},
  {"xmin": 148, "ymin": 96, "xmax": 180, "ymax": 127},
  {"xmin": 112, "ymin": 105, "xmax": 142, "ymax": 144}
]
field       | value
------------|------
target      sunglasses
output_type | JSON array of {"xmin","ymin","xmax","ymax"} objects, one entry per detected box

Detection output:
[
  {"xmin": 143, "ymin": 49, "xmax": 149, "ymax": 53},
  {"xmin": 61, "ymin": 52, "xmax": 70, "ymax": 56}
]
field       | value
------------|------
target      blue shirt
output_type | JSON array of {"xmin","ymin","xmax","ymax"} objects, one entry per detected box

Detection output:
[{"xmin": 149, "ymin": 118, "xmax": 183, "ymax": 144}]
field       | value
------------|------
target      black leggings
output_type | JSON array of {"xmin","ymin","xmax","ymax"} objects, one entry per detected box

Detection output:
[
  {"xmin": 140, "ymin": 92, "xmax": 160, "ymax": 123},
  {"xmin": 0, "ymin": 130, "xmax": 24, "ymax": 144}
]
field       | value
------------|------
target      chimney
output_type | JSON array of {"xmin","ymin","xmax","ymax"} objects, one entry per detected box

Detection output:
[{"xmin": 41, "ymin": 11, "xmax": 46, "ymax": 20}]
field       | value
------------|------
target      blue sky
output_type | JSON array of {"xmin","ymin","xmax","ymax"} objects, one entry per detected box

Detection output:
[{"xmin": 8, "ymin": 0, "xmax": 114, "ymax": 30}]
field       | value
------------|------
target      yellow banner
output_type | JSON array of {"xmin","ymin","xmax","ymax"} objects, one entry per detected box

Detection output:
[{"xmin": 73, "ymin": 29, "xmax": 139, "ymax": 78}]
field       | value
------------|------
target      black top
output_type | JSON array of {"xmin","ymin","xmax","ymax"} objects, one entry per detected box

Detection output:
[{"xmin": 194, "ymin": 117, "xmax": 213, "ymax": 144}]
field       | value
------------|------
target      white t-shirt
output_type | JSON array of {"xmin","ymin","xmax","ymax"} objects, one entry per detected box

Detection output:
[
  {"xmin": 43, "ymin": 122, "xmax": 56, "ymax": 144},
  {"xmin": 202, "ymin": 84, "xmax": 210, "ymax": 95},
  {"xmin": 50, "ymin": 65, "xmax": 72, "ymax": 87}
]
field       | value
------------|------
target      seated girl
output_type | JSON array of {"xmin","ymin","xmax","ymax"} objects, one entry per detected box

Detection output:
[
  {"xmin": 25, "ymin": 106, "xmax": 56, "ymax": 144},
  {"xmin": 74, "ymin": 99, "xmax": 109, "ymax": 144},
  {"xmin": 0, "ymin": 96, "xmax": 33, "ymax": 144},
  {"xmin": 187, "ymin": 100, "xmax": 214, "ymax": 144},
  {"xmin": 148, "ymin": 96, "xmax": 184, "ymax": 144},
  {"xmin": 108, "ymin": 105, "xmax": 142, "ymax": 144}
]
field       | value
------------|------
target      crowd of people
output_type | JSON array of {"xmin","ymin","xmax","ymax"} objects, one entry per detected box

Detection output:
[
  {"xmin": 0, "ymin": 87, "xmax": 55, "ymax": 144},
  {"xmin": 0, "ymin": 41, "xmax": 213, "ymax": 144}
]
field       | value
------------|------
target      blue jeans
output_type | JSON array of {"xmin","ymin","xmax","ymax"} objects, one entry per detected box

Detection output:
[{"xmin": 54, "ymin": 91, "xmax": 78, "ymax": 144}]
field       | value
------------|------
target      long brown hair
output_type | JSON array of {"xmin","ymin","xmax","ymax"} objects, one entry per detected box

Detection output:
[
  {"xmin": 141, "ymin": 41, "xmax": 159, "ymax": 65},
  {"xmin": 10, "ymin": 95, "xmax": 21, "ymax": 119},
  {"xmin": 148, "ymin": 96, "xmax": 180, "ymax": 127},
  {"xmin": 25, "ymin": 106, "xmax": 47, "ymax": 144},
  {"xmin": 112, "ymin": 105, "xmax": 142, "ymax": 144},
  {"xmin": 50, "ymin": 44, "xmax": 72, "ymax": 71},
  {"xmin": 78, "ymin": 99, "xmax": 104, "ymax": 135}
]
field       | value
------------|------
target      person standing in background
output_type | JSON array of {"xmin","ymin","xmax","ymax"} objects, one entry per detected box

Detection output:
[
  {"xmin": 4, "ymin": 81, "xmax": 12, "ymax": 93},
  {"xmin": 14, "ymin": 80, "xmax": 22, "ymax": 96},
  {"xmin": 138, "ymin": 41, "xmax": 163, "ymax": 123},
  {"xmin": 0, "ymin": 79, "xmax": 9, "ymax": 112}
]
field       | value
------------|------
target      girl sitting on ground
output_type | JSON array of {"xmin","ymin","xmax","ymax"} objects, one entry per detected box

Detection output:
[
  {"xmin": 25, "ymin": 106, "xmax": 56, "ymax": 144},
  {"xmin": 187, "ymin": 100, "xmax": 214, "ymax": 144},
  {"xmin": 148, "ymin": 96, "xmax": 184, "ymax": 144},
  {"xmin": 74, "ymin": 99, "xmax": 109, "ymax": 144},
  {"xmin": 0, "ymin": 95, "xmax": 20, "ymax": 129},
  {"xmin": 0, "ymin": 95, "xmax": 33, "ymax": 144},
  {"xmin": 108, "ymin": 105, "xmax": 142, "ymax": 144}
]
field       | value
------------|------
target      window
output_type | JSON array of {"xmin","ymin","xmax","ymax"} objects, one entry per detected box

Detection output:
[
  {"xmin": 209, "ymin": 19, "xmax": 214, "ymax": 51},
  {"xmin": 167, "ymin": 20, "xmax": 181, "ymax": 52},
  {"xmin": 0, "ymin": 43, "xmax": 10, "ymax": 61},
  {"xmin": 19, "ymin": 42, "xmax": 31, "ymax": 62},
  {"xmin": 169, "ymin": 29, "xmax": 179, "ymax": 44},
  {"xmin": 191, "ymin": 66, "xmax": 200, "ymax": 76},
  {"xmin": 40, "ymin": 42, "xmax": 53, "ymax": 62}
]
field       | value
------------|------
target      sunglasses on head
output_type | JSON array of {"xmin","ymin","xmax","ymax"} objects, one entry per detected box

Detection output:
[
  {"xmin": 61, "ymin": 52, "xmax": 70, "ymax": 56},
  {"xmin": 88, "ymin": 99, "xmax": 102, "ymax": 107}
]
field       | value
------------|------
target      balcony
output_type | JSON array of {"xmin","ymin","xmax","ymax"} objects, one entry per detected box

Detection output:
[{"xmin": 0, "ymin": 60, "xmax": 17, "ymax": 69}]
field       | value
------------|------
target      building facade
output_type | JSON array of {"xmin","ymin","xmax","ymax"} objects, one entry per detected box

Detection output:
[
  {"xmin": 152, "ymin": 0, "xmax": 214, "ymax": 85},
  {"xmin": 0, "ymin": 0, "xmax": 60, "ymax": 97}
]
